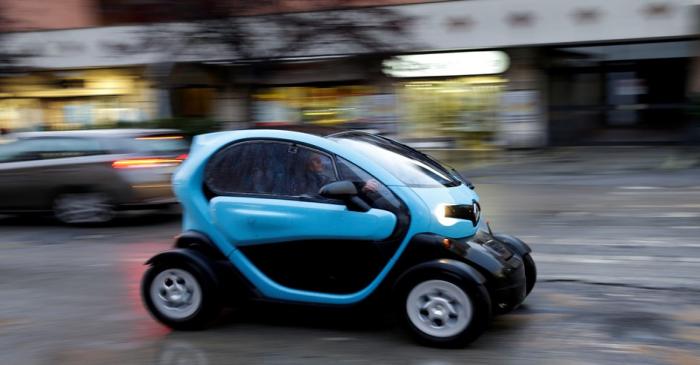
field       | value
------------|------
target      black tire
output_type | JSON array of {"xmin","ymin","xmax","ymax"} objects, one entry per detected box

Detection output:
[
  {"xmin": 52, "ymin": 191, "xmax": 116, "ymax": 225},
  {"xmin": 397, "ymin": 272, "xmax": 492, "ymax": 348},
  {"xmin": 141, "ymin": 261, "xmax": 221, "ymax": 330},
  {"xmin": 523, "ymin": 253, "xmax": 537, "ymax": 296}
]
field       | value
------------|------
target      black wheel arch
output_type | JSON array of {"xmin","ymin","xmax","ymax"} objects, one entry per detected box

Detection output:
[
  {"xmin": 493, "ymin": 234, "xmax": 532, "ymax": 257},
  {"xmin": 145, "ymin": 248, "xmax": 222, "ymax": 289},
  {"xmin": 153, "ymin": 237, "xmax": 257, "ymax": 303},
  {"xmin": 393, "ymin": 258, "xmax": 487, "ymax": 295},
  {"xmin": 173, "ymin": 230, "xmax": 227, "ymax": 260}
]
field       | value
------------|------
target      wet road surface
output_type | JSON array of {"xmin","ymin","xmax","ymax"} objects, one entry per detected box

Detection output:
[{"xmin": 2, "ymin": 152, "xmax": 700, "ymax": 364}]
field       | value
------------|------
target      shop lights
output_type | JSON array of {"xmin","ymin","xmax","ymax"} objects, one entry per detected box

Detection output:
[{"xmin": 383, "ymin": 51, "xmax": 509, "ymax": 78}]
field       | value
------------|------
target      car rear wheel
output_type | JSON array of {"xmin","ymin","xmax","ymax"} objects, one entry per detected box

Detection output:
[
  {"xmin": 53, "ymin": 192, "xmax": 115, "ymax": 224},
  {"xmin": 142, "ymin": 262, "xmax": 220, "ymax": 330},
  {"xmin": 399, "ymin": 274, "xmax": 491, "ymax": 347}
]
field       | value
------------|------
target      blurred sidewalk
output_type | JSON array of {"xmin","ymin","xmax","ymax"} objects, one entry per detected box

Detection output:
[{"xmin": 428, "ymin": 146, "xmax": 700, "ymax": 186}]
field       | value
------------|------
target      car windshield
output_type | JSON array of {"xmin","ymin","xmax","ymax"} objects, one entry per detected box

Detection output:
[
  {"xmin": 328, "ymin": 131, "xmax": 461, "ymax": 188},
  {"xmin": 127, "ymin": 135, "xmax": 189, "ymax": 156}
]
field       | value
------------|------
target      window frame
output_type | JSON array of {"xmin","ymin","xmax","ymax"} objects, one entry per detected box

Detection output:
[
  {"xmin": 203, "ymin": 138, "xmax": 343, "ymax": 205},
  {"xmin": 328, "ymin": 131, "xmax": 462, "ymax": 188}
]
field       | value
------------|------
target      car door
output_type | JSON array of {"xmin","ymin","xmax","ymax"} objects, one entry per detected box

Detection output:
[
  {"xmin": 0, "ymin": 138, "xmax": 48, "ymax": 210},
  {"xmin": 205, "ymin": 140, "xmax": 410, "ymax": 294}
]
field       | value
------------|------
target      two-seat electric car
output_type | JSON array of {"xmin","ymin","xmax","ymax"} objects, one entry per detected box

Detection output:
[{"xmin": 141, "ymin": 128, "xmax": 536, "ymax": 347}]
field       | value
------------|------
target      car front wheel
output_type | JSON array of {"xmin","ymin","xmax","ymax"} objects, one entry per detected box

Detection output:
[{"xmin": 399, "ymin": 274, "xmax": 491, "ymax": 347}]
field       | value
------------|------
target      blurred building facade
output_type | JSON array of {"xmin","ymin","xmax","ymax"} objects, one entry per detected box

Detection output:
[{"xmin": 1, "ymin": 0, "xmax": 699, "ymax": 147}]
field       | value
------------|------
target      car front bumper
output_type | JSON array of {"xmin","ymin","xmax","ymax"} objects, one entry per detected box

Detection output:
[{"xmin": 489, "ymin": 254, "xmax": 527, "ymax": 313}]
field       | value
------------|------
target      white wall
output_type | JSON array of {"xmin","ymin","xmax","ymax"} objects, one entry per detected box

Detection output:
[
  {"xmin": 403, "ymin": 0, "xmax": 700, "ymax": 51},
  {"xmin": 5, "ymin": 0, "xmax": 700, "ymax": 69}
]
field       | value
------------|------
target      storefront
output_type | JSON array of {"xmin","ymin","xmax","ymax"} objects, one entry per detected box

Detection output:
[
  {"xmin": 385, "ymin": 51, "xmax": 511, "ymax": 149},
  {"xmin": 252, "ymin": 85, "xmax": 398, "ymax": 134},
  {"xmin": 395, "ymin": 76, "xmax": 507, "ymax": 148},
  {"xmin": 242, "ymin": 57, "xmax": 396, "ymax": 134},
  {"xmin": 248, "ymin": 51, "xmax": 512, "ymax": 149},
  {"xmin": 547, "ymin": 40, "xmax": 696, "ymax": 145},
  {"xmin": 0, "ymin": 68, "xmax": 155, "ymax": 131}
]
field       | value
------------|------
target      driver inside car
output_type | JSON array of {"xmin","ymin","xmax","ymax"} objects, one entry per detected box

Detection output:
[{"xmin": 292, "ymin": 151, "xmax": 379, "ymax": 198}]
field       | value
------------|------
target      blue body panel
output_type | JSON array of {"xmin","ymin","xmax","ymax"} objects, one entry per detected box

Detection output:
[
  {"xmin": 173, "ymin": 130, "xmax": 480, "ymax": 305},
  {"xmin": 210, "ymin": 196, "xmax": 396, "ymax": 245}
]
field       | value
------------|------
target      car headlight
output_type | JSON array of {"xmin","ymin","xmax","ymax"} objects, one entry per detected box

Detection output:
[
  {"xmin": 434, "ymin": 202, "xmax": 481, "ymax": 226},
  {"xmin": 434, "ymin": 204, "xmax": 460, "ymax": 226}
]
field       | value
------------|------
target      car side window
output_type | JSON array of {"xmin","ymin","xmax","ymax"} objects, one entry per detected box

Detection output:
[
  {"xmin": 335, "ymin": 157, "xmax": 404, "ymax": 214},
  {"xmin": 34, "ymin": 138, "xmax": 105, "ymax": 160},
  {"xmin": 205, "ymin": 141, "xmax": 337, "ymax": 200},
  {"xmin": 206, "ymin": 141, "xmax": 291, "ymax": 196},
  {"xmin": 0, "ymin": 137, "xmax": 105, "ymax": 162},
  {"xmin": 288, "ymin": 146, "xmax": 337, "ymax": 198},
  {"xmin": 0, "ymin": 139, "xmax": 31, "ymax": 162}
]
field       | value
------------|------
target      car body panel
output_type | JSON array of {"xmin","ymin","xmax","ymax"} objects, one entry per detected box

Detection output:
[
  {"xmin": 0, "ymin": 154, "xmax": 127, "ymax": 209},
  {"xmin": 210, "ymin": 196, "xmax": 397, "ymax": 245}
]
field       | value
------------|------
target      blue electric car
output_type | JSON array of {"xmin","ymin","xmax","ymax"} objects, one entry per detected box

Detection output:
[{"xmin": 141, "ymin": 127, "xmax": 536, "ymax": 347}]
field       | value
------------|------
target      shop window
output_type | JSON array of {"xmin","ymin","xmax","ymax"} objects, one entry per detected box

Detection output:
[
  {"xmin": 55, "ymin": 79, "xmax": 85, "ymax": 89},
  {"xmin": 173, "ymin": 87, "xmax": 214, "ymax": 117}
]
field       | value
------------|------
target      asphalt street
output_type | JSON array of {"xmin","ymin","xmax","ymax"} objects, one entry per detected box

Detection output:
[{"xmin": 2, "ymin": 147, "xmax": 700, "ymax": 365}]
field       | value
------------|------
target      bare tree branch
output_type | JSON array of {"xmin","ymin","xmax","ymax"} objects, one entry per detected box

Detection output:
[{"xmin": 104, "ymin": 0, "xmax": 416, "ymax": 64}]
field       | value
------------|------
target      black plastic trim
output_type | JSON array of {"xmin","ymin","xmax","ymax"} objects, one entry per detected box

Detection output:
[
  {"xmin": 395, "ymin": 258, "xmax": 487, "ymax": 290},
  {"xmin": 145, "ymin": 249, "xmax": 220, "ymax": 286},
  {"xmin": 173, "ymin": 230, "xmax": 227, "ymax": 260},
  {"xmin": 160, "ymin": 236, "xmax": 260, "ymax": 303},
  {"xmin": 493, "ymin": 234, "xmax": 532, "ymax": 256}
]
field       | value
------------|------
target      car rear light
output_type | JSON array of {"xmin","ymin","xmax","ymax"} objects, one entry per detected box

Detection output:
[
  {"xmin": 112, "ymin": 157, "xmax": 183, "ymax": 169},
  {"xmin": 176, "ymin": 153, "xmax": 188, "ymax": 160}
]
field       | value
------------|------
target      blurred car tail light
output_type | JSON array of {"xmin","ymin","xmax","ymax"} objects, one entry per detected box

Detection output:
[{"xmin": 112, "ymin": 157, "xmax": 183, "ymax": 169}]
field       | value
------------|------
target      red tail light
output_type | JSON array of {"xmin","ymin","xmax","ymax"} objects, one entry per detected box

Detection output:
[
  {"xmin": 176, "ymin": 153, "xmax": 188, "ymax": 160},
  {"xmin": 112, "ymin": 158, "xmax": 183, "ymax": 169}
]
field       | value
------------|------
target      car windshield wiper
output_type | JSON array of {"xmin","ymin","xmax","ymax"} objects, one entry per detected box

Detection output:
[{"xmin": 450, "ymin": 167, "xmax": 474, "ymax": 189}]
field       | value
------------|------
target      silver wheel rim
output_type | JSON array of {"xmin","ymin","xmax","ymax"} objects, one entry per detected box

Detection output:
[
  {"xmin": 54, "ymin": 193, "xmax": 114, "ymax": 224},
  {"xmin": 406, "ymin": 280, "xmax": 473, "ymax": 338},
  {"xmin": 150, "ymin": 269, "xmax": 202, "ymax": 320}
]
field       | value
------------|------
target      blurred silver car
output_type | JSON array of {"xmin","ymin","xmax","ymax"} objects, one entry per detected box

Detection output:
[{"xmin": 0, "ymin": 129, "xmax": 189, "ymax": 224}]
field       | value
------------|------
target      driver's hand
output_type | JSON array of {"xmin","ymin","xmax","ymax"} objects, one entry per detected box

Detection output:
[{"xmin": 362, "ymin": 179, "xmax": 380, "ymax": 193}]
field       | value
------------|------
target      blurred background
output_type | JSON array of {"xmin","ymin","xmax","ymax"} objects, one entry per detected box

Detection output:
[
  {"xmin": 2, "ymin": 0, "xmax": 700, "ymax": 148},
  {"xmin": 2, "ymin": 1, "xmax": 700, "ymax": 364}
]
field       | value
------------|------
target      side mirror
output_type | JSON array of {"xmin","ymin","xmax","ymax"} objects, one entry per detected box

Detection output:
[
  {"xmin": 319, "ymin": 180, "xmax": 371, "ymax": 212},
  {"xmin": 319, "ymin": 180, "xmax": 357, "ymax": 197}
]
